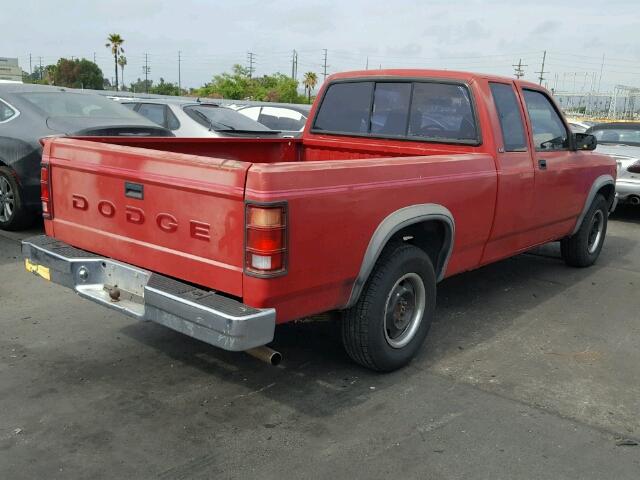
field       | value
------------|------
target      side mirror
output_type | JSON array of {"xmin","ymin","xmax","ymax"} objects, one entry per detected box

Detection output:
[{"xmin": 573, "ymin": 133, "xmax": 597, "ymax": 151}]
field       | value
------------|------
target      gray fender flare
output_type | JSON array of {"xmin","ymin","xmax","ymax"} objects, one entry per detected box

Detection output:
[
  {"xmin": 345, "ymin": 203, "xmax": 455, "ymax": 308},
  {"xmin": 572, "ymin": 174, "xmax": 615, "ymax": 235}
]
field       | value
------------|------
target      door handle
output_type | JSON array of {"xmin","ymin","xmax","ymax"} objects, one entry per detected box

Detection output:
[{"xmin": 538, "ymin": 159, "xmax": 547, "ymax": 170}]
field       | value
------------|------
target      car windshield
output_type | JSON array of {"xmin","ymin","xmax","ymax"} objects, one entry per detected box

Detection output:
[
  {"xmin": 588, "ymin": 126, "xmax": 640, "ymax": 146},
  {"xmin": 17, "ymin": 92, "xmax": 143, "ymax": 119},
  {"xmin": 184, "ymin": 105, "xmax": 273, "ymax": 132}
]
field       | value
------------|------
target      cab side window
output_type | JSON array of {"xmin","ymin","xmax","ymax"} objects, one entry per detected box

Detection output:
[
  {"xmin": 314, "ymin": 82, "xmax": 374, "ymax": 134},
  {"xmin": 489, "ymin": 83, "xmax": 526, "ymax": 151},
  {"xmin": 522, "ymin": 90, "xmax": 569, "ymax": 151}
]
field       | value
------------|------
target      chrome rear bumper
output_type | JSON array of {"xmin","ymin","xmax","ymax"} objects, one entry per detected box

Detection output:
[{"xmin": 22, "ymin": 235, "xmax": 276, "ymax": 351}]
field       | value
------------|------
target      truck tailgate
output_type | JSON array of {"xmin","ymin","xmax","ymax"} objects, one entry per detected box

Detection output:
[{"xmin": 44, "ymin": 138, "xmax": 249, "ymax": 297}]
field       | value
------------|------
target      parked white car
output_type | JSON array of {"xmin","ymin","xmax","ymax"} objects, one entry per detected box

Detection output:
[{"xmin": 118, "ymin": 98, "xmax": 281, "ymax": 138}]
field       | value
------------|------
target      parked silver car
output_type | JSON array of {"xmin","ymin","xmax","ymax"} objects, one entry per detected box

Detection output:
[
  {"xmin": 118, "ymin": 98, "xmax": 281, "ymax": 138},
  {"xmin": 587, "ymin": 122, "xmax": 640, "ymax": 205}
]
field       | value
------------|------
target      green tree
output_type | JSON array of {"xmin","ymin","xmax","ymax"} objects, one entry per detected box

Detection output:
[
  {"xmin": 149, "ymin": 78, "xmax": 182, "ymax": 96},
  {"xmin": 117, "ymin": 56, "xmax": 127, "ymax": 90},
  {"xmin": 50, "ymin": 58, "xmax": 104, "ymax": 89},
  {"xmin": 303, "ymin": 72, "xmax": 318, "ymax": 102},
  {"xmin": 22, "ymin": 66, "xmax": 47, "ymax": 84},
  {"xmin": 197, "ymin": 64, "xmax": 252, "ymax": 99},
  {"xmin": 195, "ymin": 65, "xmax": 306, "ymax": 103},
  {"xmin": 129, "ymin": 77, "xmax": 153, "ymax": 93},
  {"xmin": 105, "ymin": 33, "xmax": 124, "ymax": 90}
]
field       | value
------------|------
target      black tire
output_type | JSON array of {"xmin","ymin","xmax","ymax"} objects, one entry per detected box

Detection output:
[
  {"xmin": 561, "ymin": 194, "xmax": 608, "ymax": 267},
  {"xmin": 341, "ymin": 242, "xmax": 436, "ymax": 372},
  {"xmin": 0, "ymin": 167, "xmax": 32, "ymax": 231}
]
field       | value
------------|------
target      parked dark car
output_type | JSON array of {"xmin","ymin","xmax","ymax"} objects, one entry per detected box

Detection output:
[{"xmin": 0, "ymin": 84, "xmax": 172, "ymax": 230}]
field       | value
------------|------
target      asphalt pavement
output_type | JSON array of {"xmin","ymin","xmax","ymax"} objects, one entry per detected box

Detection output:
[{"xmin": 1, "ymin": 209, "xmax": 639, "ymax": 479}]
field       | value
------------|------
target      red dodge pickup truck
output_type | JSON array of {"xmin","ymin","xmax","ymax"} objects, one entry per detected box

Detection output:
[{"xmin": 23, "ymin": 70, "xmax": 616, "ymax": 371}]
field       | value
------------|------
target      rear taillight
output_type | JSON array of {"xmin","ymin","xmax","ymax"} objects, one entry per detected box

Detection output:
[
  {"xmin": 245, "ymin": 203, "xmax": 287, "ymax": 277},
  {"xmin": 628, "ymin": 160, "xmax": 640, "ymax": 174},
  {"xmin": 41, "ymin": 163, "xmax": 53, "ymax": 219}
]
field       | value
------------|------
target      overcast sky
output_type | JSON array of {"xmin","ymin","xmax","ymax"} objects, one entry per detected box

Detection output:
[{"xmin": 5, "ymin": 0, "xmax": 640, "ymax": 92}]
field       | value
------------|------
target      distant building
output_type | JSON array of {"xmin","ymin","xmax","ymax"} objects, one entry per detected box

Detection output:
[{"xmin": 0, "ymin": 57, "xmax": 23, "ymax": 82}]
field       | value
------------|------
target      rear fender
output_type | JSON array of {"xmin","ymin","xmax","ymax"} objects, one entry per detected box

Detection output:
[{"xmin": 346, "ymin": 203, "xmax": 455, "ymax": 308}]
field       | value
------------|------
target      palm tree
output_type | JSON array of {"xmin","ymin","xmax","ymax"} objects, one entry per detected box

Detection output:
[
  {"xmin": 105, "ymin": 33, "xmax": 124, "ymax": 90},
  {"xmin": 117, "ymin": 56, "xmax": 127, "ymax": 91},
  {"xmin": 303, "ymin": 72, "xmax": 318, "ymax": 103}
]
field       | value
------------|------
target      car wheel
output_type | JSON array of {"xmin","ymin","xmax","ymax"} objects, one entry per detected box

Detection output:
[
  {"xmin": 561, "ymin": 194, "xmax": 608, "ymax": 268},
  {"xmin": 0, "ymin": 167, "xmax": 32, "ymax": 231},
  {"xmin": 341, "ymin": 242, "xmax": 436, "ymax": 372}
]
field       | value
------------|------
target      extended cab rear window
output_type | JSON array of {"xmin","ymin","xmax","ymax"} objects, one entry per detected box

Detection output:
[{"xmin": 312, "ymin": 80, "xmax": 479, "ymax": 144}]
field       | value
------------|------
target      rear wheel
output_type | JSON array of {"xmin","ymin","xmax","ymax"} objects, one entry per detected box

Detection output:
[
  {"xmin": 341, "ymin": 243, "xmax": 436, "ymax": 372},
  {"xmin": 561, "ymin": 194, "xmax": 608, "ymax": 267},
  {"xmin": 0, "ymin": 167, "xmax": 32, "ymax": 231}
]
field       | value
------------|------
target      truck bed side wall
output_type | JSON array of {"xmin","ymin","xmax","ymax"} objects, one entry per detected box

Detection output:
[{"xmin": 244, "ymin": 153, "xmax": 497, "ymax": 323}]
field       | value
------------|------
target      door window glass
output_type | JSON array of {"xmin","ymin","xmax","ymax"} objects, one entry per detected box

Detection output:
[{"xmin": 523, "ymin": 90, "xmax": 569, "ymax": 151}]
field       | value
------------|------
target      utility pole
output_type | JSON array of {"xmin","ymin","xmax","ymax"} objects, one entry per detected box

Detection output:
[
  {"xmin": 365, "ymin": 56, "xmax": 369, "ymax": 70},
  {"xmin": 178, "ymin": 51, "xmax": 182, "ymax": 92},
  {"xmin": 143, "ymin": 53, "xmax": 151, "ymax": 93},
  {"xmin": 247, "ymin": 52, "xmax": 255, "ymax": 78},
  {"xmin": 322, "ymin": 49, "xmax": 329, "ymax": 81},
  {"xmin": 29, "ymin": 53, "xmax": 32, "ymax": 75},
  {"xmin": 512, "ymin": 58, "xmax": 527, "ymax": 79},
  {"xmin": 597, "ymin": 53, "xmax": 605, "ymax": 93},
  {"xmin": 93, "ymin": 52, "xmax": 96, "ymax": 63},
  {"xmin": 536, "ymin": 50, "xmax": 547, "ymax": 85},
  {"xmin": 39, "ymin": 56, "xmax": 43, "ymax": 80},
  {"xmin": 291, "ymin": 50, "xmax": 298, "ymax": 80}
]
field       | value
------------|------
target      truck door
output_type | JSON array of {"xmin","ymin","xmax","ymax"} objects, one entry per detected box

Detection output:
[
  {"xmin": 520, "ymin": 88, "xmax": 584, "ymax": 240},
  {"xmin": 481, "ymin": 81, "xmax": 536, "ymax": 264}
]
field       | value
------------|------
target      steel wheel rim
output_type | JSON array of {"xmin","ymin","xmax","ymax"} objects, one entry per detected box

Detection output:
[
  {"xmin": 0, "ymin": 176, "xmax": 15, "ymax": 222},
  {"xmin": 383, "ymin": 272, "xmax": 426, "ymax": 349},
  {"xmin": 587, "ymin": 210, "xmax": 604, "ymax": 254}
]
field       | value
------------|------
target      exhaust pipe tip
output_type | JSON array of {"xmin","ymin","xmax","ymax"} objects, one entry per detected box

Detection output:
[{"xmin": 245, "ymin": 346, "xmax": 282, "ymax": 366}]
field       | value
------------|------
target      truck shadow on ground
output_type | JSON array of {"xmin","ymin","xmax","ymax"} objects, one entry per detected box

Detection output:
[
  {"xmin": 119, "ymin": 228, "xmax": 637, "ymax": 419},
  {"xmin": 610, "ymin": 204, "xmax": 640, "ymax": 225}
]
